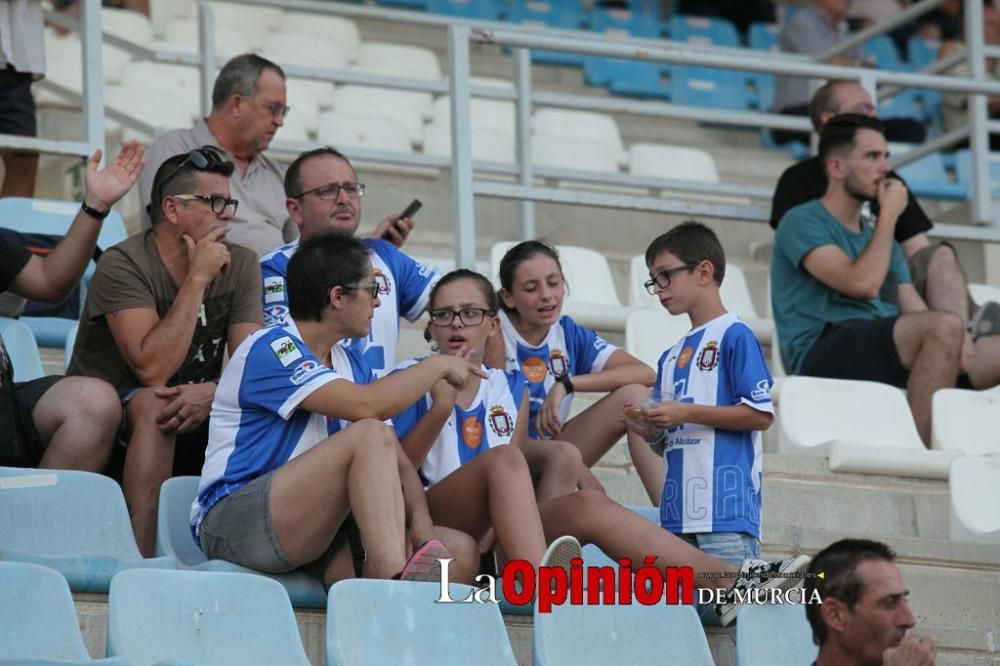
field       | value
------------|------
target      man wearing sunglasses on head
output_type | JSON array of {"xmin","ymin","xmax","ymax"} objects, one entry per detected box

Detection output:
[
  {"xmin": 259, "ymin": 147, "xmax": 438, "ymax": 376},
  {"xmin": 69, "ymin": 147, "xmax": 263, "ymax": 556}
]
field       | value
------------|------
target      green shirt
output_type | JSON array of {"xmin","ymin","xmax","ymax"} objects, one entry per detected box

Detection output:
[{"xmin": 771, "ymin": 200, "xmax": 911, "ymax": 374}]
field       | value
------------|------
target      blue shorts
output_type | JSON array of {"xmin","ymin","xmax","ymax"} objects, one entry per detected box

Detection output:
[{"xmin": 680, "ymin": 531, "xmax": 761, "ymax": 626}]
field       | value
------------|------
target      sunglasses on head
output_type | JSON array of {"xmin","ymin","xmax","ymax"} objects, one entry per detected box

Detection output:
[{"xmin": 152, "ymin": 146, "xmax": 229, "ymax": 213}]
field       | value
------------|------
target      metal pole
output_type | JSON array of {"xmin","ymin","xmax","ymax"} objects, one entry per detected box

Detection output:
[
  {"xmin": 80, "ymin": 0, "xmax": 105, "ymax": 162},
  {"xmin": 448, "ymin": 26, "xmax": 477, "ymax": 269},
  {"xmin": 514, "ymin": 48, "xmax": 535, "ymax": 241},
  {"xmin": 197, "ymin": 1, "xmax": 217, "ymax": 119},
  {"xmin": 815, "ymin": 0, "xmax": 946, "ymax": 62},
  {"xmin": 965, "ymin": 0, "xmax": 993, "ymax": 225}
]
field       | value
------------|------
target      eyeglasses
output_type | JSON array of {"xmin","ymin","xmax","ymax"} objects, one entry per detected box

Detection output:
[
  {"xmin": 155, "ymin": 146, "xmax": 228, "ymax": 209},
  {"xmin": 293, "ymin": 182, "xmax": 365, "ymax": 200},
  {"xmin": 429, "ymin": 308, "xmax": 493, "ymax": 327},
  {"xmin": 344, "ymin": 282, "xmax": 380, "ymax": 299},
  {"xmin": 643, "ymin": 262, "xmax": 699, "ymax": 294},
  {"xmin": 171, "ymin": 194, "xmax": 240, "ymax": 217},
  {"xmin": 258, "ymin": 101, "xmax": 291, "ymax": 119}
]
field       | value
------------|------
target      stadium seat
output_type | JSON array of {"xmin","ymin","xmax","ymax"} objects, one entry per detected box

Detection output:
[
  {"xmin": 878, "ymin": 90, "xmax": 924, "ymax": 124},
  {"xmin": 424, "ymin": 122, "xmax": 516, "ymax": 163},
  {"xmin": 333, "ymin": 85, "xmax": 431, "ymax": 146},
  {"xmin": 121, "ymin": 61, "xmax": 202, "ymax": 119},
  {"xmin": 533, "ymin": 108, "xmax": 627, "ymax": 166},
  {"xmin": 534, "ymin": 601, "xmax": 713, "ymax": 665},
  {"xmin": 720, "ymin": 265, "xmax": 774, "ymax": 345},
  {"xmin": 101, "ymin": 7, "xmax": 155, "ymax": 45},
  {"xmin": 105, "ymin": 85, "xmax": 194, "ymax": 137},
  {"xmin": 428, "ymin": 0, "xmax": 501, "ymax": 20},
  {"xmin": 949, "ymin": 456, "xmax": 1000, "ymax": 544},
  {"xmin": 625, "ymin": 308, "xmax": 692, "ymax": 369},
  {"xmin": 107, "ymin": 569, "xmax": 311, "ymax": 665},
  {"xmin": 325, "ymin": 580, "xmax": 517, "ymax": 665},
  {"xmin": 907, "ymin": 35, "xmax": 940, "ymax": 70},
  {"xmin": 355, "ymin": 42, "xmax": 443, "ymax": 82},
  {"xmin": 0, "ymin": 198, "xmax": 128, "ymax": 348},
  {"xmin": 968, "ymin": 282, "xmax": 1000, "ymax": 306},
  {"xmin": 0, "ymin": 467, "xmax": 176, "ymax": 593},
  {"xmin": 65, "ymin": 322, "xmax": 78, "ymax": 371},
  {"xmin": 889, "ymin": 143, "xmax": 966, "ymax": 200},
  {"xmin": 628, "ymin": 254, "xmax": 659, "ymax": 308},
  {"xmin": 0, "ymin": 317, "xmax": 44, "ymax": 382},
  {"xmin": 589, "ymin": 6, "xmax": 662, "ymax": 39},
  {"xmin": 931, "ymin": 389, "xmax": 1000, "ymax": 456},
  {"xmin": 747, "ymin": 22, "xmax": 780, "ymax": 52},
  {"xmin": 159, "ymin": 18, "xmax": 254, "ymax": 57},
  {"xmin": 670, "ymin": 67, "xmax": 750, "ymax": 111},
  {"xmin": 954, "ymin": 150, "xmax": 1000, "ymax": 197},
  {"xmin": 507, "ymin": 0, "xmax": 587, "ymax": 67},
  {"xmin": 432, "ymin": 95, "xmax": 516, "ymax": 135},
  {"xmin": 280, "ymin": 13, "xmax": 361, "ymax": 63},
  {"xmin": 491, "ymin": 242, "xmax": 629, "ymax": 330},
  {"xmin": 860, "ymin": 35, "xmax": 903, "ymax": 70},
  {"xmin": 735, "ymin": 603, "xmax": 818, "ymax": 666},
  {"xmin": 668, "ymin": 14, "xmax": 740, "ymax": 48},
  {"xmin": 776, "ymin": 377, "xmax": 958, "ymax": 478},
  {"xmin": 628, "ymin": 143, "xmax": 720, "ymax": 183},
  {"xmin": 155, "ymin": 476, "xmax": 327, "ymax": 608},
  {"xmin": 263, "ymin": 32, "xmax": 348, "ymax": 72},
  {"xmin": 531, "ymin": 134, "xmax": 623, "ymax": 176},
  {"xmin": 206, "ymin": 1, "xmax": 283, "ymax": 50},
  {"xmin": 601, "ymin": 59, "xmax": 671, "ymax": 99},
  {"xmin": 318, "ymin": 109, "xmax": 416, "ymax": 153},
  {"xmin": 0, "ymin": 561, "xmax": 127, "ymax": 665},
  {"xmin": 749, "ymin": 72, "xmax": 775, "ymax": 111},
  {"xmin": 375, "ymin": 0, "xmax": 429, "ymax": 10}
]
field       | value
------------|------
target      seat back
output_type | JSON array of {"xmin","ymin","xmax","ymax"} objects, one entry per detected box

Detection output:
[
  {"xmin": 735, "ymin": 603, "xmax": 818, "ymax": 666},
  {"xmin": 0, "ymin": 316, "xmax": 44, "ymax": 382},
  {"xmin": 968, "ymin": 282, "xmax": 1000, "ymax": 306},
  {"xmin": 670, "ymin": 66, "xmax": 750, "ymax": 110},
  {"xmin": 721, "ymin": 265, "xmax": 765, "ymax": 321},
  {"xmin": 628, "ymin": 143, "xmax": 720, "ymax": 183},
  {"xmin": 355, "ymin": 42, "xmax": 442, "ymax": 81},
  {"xmin": 531, "ymin": 134, "xmax": 621, "ymax": 173},
  {"xmin": 628, "ymin": 254, "xmax": 659, "ymax": 308},
  {"xmin": 155, "ymin": 476, "xmax": 207, "ymax": 566},
  {"xmin": 318, "ymin": 109, "xmax": 415, "ymax": 153},
  {"xmin": 669, "ymin": 14, "xmax": 740, "ymax": 47},
  {"xmin": 326, "ymin": 580, "xmax": 516, "ymax": 666},
  {"xmin": 280, "ymin": 13, "xmax": 360, "ymax": 62},
  {"xmin": 625, "ymin": 309, "xmax": 691, "ymax": 370},
  {"xmin": 108, "ymin": 569, "xmax": 310, "ymax": 665},
  {"xmin": 949, "ymin": 456, "xmax": 1000, "ymax": 543},
  {"xmin": 748, "ymin": 21, "xmax": 780, "ymax": 51},
  {"xmin": 932, "ymin": 389, "xmax": 1000, "ymax": 456},
  {"xmin": 533, "ymin": 108, "xmax": 626, "ymax": 163}
]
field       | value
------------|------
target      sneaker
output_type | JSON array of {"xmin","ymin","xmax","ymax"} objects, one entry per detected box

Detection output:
[
  {"xmin": 398, "ymin": 539, "xmax": 450, "ymax": 582},
  {"xmin": 969, "ymin": 301, "xmax": 1000, "ymax": 340},
  {"xmin": 540, "ymin": 535, "xmax": 583, "ymax": 573},
  {"xmin": 716, "ymin": 554, "xmax": 811, "ymax": 627}
]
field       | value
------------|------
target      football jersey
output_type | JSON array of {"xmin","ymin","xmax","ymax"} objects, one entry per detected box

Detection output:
[
  {"xmin": 497, "ymin": 310, "xmax": 616, "ymax": 439},
  {"xmin": 190, "ymin": 321, "xmax": 373, "ymax": 541},
  {"xmin": 259, "ymin": 237, "xmax": 438, "ymax": 374},
  {"xmin": 654, "ymin": 312, "xmax": 773, "ymax": 538},
  {"xmin": 392, "ymin": 358, "xmax": 526, "ymax": 487}
]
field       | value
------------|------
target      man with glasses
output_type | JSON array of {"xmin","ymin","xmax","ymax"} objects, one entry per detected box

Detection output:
[
  {"xmin": 69, "ymin": 148, "xmax": 263, "ymax": 556},
  {"xmin": 260, "ymin": 147, "xmax": 438, "ymax": 375}
]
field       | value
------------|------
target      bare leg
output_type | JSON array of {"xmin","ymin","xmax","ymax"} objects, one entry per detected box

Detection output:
[
  {"xmin": 559, "ymin": 384, "xmax": 648, "ymax": 467},
  {"xmin": 429, "ymin": 525, "xmax": 478, "ymax": 584},
  {"xmin": 426, "ymin": 445, "xmax": 547, "ymax": 568},
  {"xmin": 0, "ymin": 152, "xmax": 37, "ymax": 198},
  {"xmin": 33, "ymin": 377, "xmax": 119, "ymax": 472},
  {"xmin": 923, "ymin": 244, "xmax": 973, "ymax": 321},
  {"xmin": 968, "ymin": 336, "xmax": 1000, "ymax": 389},
  {"xmin": 625, "ymin": 429, "xmax": 665, "ymax": 506},
  {"xmin": 521, "ymin": 439, "xmax": 599, "ymax": 500},
  {"xmin": 270, "ymin": 419, "xmax": 407, "ymax": 580},
  {"xmin": 893, "ymin": 312, "xmax": 964, "ymax": 446}
]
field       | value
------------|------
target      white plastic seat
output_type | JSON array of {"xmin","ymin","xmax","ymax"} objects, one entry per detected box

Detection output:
[
  {"xmin": 101, "ymin": 7, "xmax": 155, "ymax": 44},
  {"xmin": 120, "ymin": 61, "xmax": 201, "ymax": 119},
  {"xmin": 39, "ymin": 31, "xmax": 135, "ymax": 103},
  {"xmin": 932, "ymin": 389, "xmax": 1000, "ymax": 456},
  {"xmin": 160, "ymin": 18, "xmax": 254, "ymax": 57},
  {"xmin": 625, "ymin": 308, "xmax": 693, "ymax": 370},
  {"xmin": 207, "ymin": 1, "xmax": 283, "ymax": 50},
  {"xmin": 150, "ymin": 0, "xmax": 195, "ymax": 37},
  {"xmin": 531, "ymin": 134, "xmax": 621, "ymax": 174},
  {"xmin": 949, "ymin": 456, "xmax": 1000, "ymax": 544},
  {"xmin": 355, "ymin": 42, "xmax": 443, "ymax": 82},
  {"xmin": 776, "ymin": 376, "xmax": 958, "ymax": 478},
  {"xmin": 286, "ymin": 77, "xmax": 335, "ymax": 111},
  {"xmin": 423, "ymin": 121, "xmax": 515, "ymax": 164},
  {"xmin": 628, "ymin": 254, "xmax": 659, "ymax": 309},
  {"xmin": 628, "ymin": 142, "xmax": 720, "ymax": 182},
  {"xmin": 333, "ymin": 85, "xmax": 429, "ymax": 146},
  {"xmin": 317, "ymin": 110, "xmax": 414, "ymax": 154},
  {"xmin": 432, "ymin": 96, "xmax": 516, "ymax": 134},
  {"xmin": 278, "ymin": 106, "xmax": 311, "ymax": 143},
  {"xmin": 720, "ymin": 265, "xmax": 773, "ymax": 345},
  {"xmin": 968, "ymin": 282, "xmax": 1000, "ymax": 306},
  {"xmin": 280, "ymin": 12, "xmax": 361, "ymax": 63},
  {"xmin": 533, "ymin": 108, "xmax": 627, "ymax": 166},
  {"xmin": 263, "ymin": 32, "xmax": 348, "ymax": 71},
  {"xmin": 736, "ymin": 604, "xmax": 818, "ymax": 666},
  {"xmin": 105, "ymin": 84, "xmax": 194, "ymax": 138}
]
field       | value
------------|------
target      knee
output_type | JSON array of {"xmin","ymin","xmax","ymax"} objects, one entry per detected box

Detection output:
[
  {"xmin": 547, "ymin": 440, "xmax": 584, "ymax": 470},
  {"xmin": 922, "ymin": 312, "xmax": 965, "ymax": 349},
  {"xmin": 127, "ymin": 387, "xmax": 168, "ymax": 423},
  {"xmin": 487, "ymin": 444, "xmax": 530, "ymax": 473},
  {"xmin": 353, "ymin": 419, "xmax": 396, "ymax": 445},
  {"xmin": 611, "ymin": 383, "xmax": 652, "ymax": 405},
  {"xmin": 927, "ymin": 243, "xmax": 960, "ymax": 272},
  {"xmin": 73, "ymin": 378, "xmax": 122, "ymax": 429}
]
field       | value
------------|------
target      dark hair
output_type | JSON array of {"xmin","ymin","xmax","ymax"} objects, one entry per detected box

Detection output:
[
  {"xmin": 644, "ymin": 220, "xmax": 726, "ymax": 286},
  {"xmin": 809, "ymin": 80, "xmax": 851, "ymax": 132},
  {"xmin": 212, "ymin": 54, "xmax": 285, "ymax": 111},
  {"xmin": 424, "ymin": 269, "xmax": 500, "ymax": 342},
  {"xmin": 284, "ymin": 146, "xmax": 354, "ymax": 198},
  {"xmin": 287, "ymin": 232, "xmax": 371, "ymax": 322},
  {"xmin": 804, "ymin": 539, "xmax": 898, "ymax": 646},
  {"xmin": 818, "ymin": 113, "xmax": 885, "ymax": 163},
  {"xmin": 497, "ymin": 240, "xmax": 564, "ymax": 312},
  {"xmin": 149, "ymin": 148, "xmax": 235, "ymax": 225}
]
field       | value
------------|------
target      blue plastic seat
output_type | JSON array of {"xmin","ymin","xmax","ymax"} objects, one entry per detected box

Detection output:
[
  {"xmin": 374, "ymin": 0, "xmax": 428, "ymax": 9},
  {"xmin": 0, "ymin": 561, "xmax": 127, "ymax": 665},
  {"xmin": 534, "ymin": 600, "xmax": 713, "ymax": 665},
  {"xmin": 156, "ymin": 476, "xmax": 327, "ymax": 608},
  {"xmin": 427, "ymin": 0, "xmax": 500, "ymax": 20},
  {"xmin": 326, "ymin": 579, "xmax": 516, "ymax": 665},
  {"xmin": 506, "ymin": 0, "xmax": 586, "ymax": 67},
  {"xmin": 955, "ymin": 149, "xmax": 1000, "ymax": 197},
  {"xmin": 736, "ymin": 604, "xmax": 818, "ymax": 665},
  {"xmin": 878, "ymin": 88, "xmax": 923, "ymax": 124},
  {"xmin": 0, "ymin": 197, "xmax": 128, "ymax": 348},
  {"xmin": 891, "ymin": 145, "xmax": 967, "ymax": 200},
  {"xmin": 107, "ymin": 569, "xmax": 311, "ymax": 666},
  {"xmin": 748, "ymin": 21, "xmax": 780, "ymax": 52},
  {"xmin": 907, "ymin": 35, "xmax": 940, "ymax": 70},
  {"xmin": 0, "ymin": 467, "xmax": 176, "ymax": 593},
  {"xmin": 64, "ymin": 321, "xmax": 78, "ymax": 371},
  {"xmin": 589, "ymin": 6, "xmax": 663, "ymax": 38},
  {"xmin": 668, "ymin": 14, "xmax": 740, "ymax": 48},
  {"xmin": 861, "ymin": 35, "xmax": 903, "ymax": 70},
  {"xmin": 0, "ymin": 316, "xmax": 45, "ymax": 382},
  {"xmin": 670, "ymin": 66, "xmax": 750, "ymax": 110}
]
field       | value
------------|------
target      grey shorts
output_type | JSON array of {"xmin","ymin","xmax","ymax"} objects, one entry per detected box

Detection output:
[{"xmin": 200, "ymin": 471, "xmax": 364, "ymax": 582}]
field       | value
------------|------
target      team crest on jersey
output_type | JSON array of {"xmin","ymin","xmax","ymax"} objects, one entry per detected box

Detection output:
[
  {"xmin": 270, "ymin": 336, "xmax": 302, "ymax": 367},
  {"xmin": 548, "ymin": 349, "xmax": 569, "ymax": 378},
  {"xmin": 373, "ymin": 268, "xmax": 391, "ymax": 296},
  {"xmin": 488, "ymin": 405, "xmax": 513, "ymax": 437},
  {"xmin": 697, "ymin": 341, "xmax": 720, "ymax": 371},
  {"xmin": 462, "ymin": 415, "xmax": 484, "ymax": 448},
  {"xmin": 521, "ymin": 356, "xmax": 548, "ymax": 384},
  {"xmin": 263, "ymin": 276, "xmax": 285, "ymax": 303},
  {"xmin": 677, "ymin": 346, "xmax": 694, "ymax": 369}
]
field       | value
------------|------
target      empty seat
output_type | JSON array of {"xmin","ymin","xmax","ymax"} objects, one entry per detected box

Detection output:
[
  {"xmin": 628, "ymin": 143, "xmax": 720, "ymax": 183},
  {"xmin": 593, "ymin": 58, "xmax": 670, "ymax": 99},
  {"xmin": 748, "ymin": 21, "xmax": 780, "ymax": 52},
  {"xmin": 534, "ymin": 601, "xmax": 713, "ymax": 665},
  {"xmin": 101, "ymin": 7, "xmax": 155, "ymax": 44},
  {"xmin": 0, "ymin": 561, "xmax": 127, "ymax": 665},
  {"xmin": 428, "ymin": 0, "xmax": 501, "ymax": 20},
  {"xmin": 628, "ymin": 254, "xmax": 659, "ymax": 308},
  {"xmin": 326, "ymin": 580, "xmax": 517, "ymax": 665},
  {"xmin": 720, "ymin": 265, "xmax": 774, "ymax": 345},
  {"xmin": 668, "ymin": 14, "xmax": 740, "ymax": 48},
  {"xmin": 159, "ymin": 18, "xmax": 254, "ymax": 57},
  {"xmin": 532, "ymin": 134, "xmax": 622, "ymax": 175},
  {"xmin": 860, "ymin": 35, "xmax": 903, "ymax": 70},
  {"xmin": 0, "ymin": 467, "xmax": 176, "ymax": 592},
  {"xmin": 949, "ymin": 456, "xmax": 1000, "ymax": 544},
  {"xmin": 533, "ymin": 108, "xmax": 627, "ymax": 165},
  {"xmin": 625, "ymin": 308, "xmax": 693, "ymax": 369},
  {"xmin": 355, "ymin": 42, "xmax": 443, "ymax": 82},
  {"xmin": 0, "ymin": 317, "xmax": 45, "ymax": 382},
  {"xmin": 105, "ymin": 84, "xmax": 194, "ymax": 136},
  {"xmin": 318, "ymin": 109, "xmax": 415, "ymax": 154},
  {"xmin": 508, "ymin": 0, "xmax": 587, "ymax": 67},
  {"xmin": 968, "ymin": 282, "xmax": 1000, "ymax": 307},
  {"xmin": 156, "ymin": 476, "xmax": 327, "ymax": 607},
  {"xmin": 776, "ymin": 377, "xmax": 958, "ymax": 479},
  {"xmin": 888, "ymin": 143, "xmax": 966, "ymax": 200},
  {"xmin": 333, "ymin": 85, "xmax": 430, "ymax": 146},
  {"xmin": 206, "ymin": 1, "xmax": 283, "ymax": 50},
  {"xmin": 263, "ymin": 32, "xmax": 348, "ymax": 72},
  {"xmin": 955, "ymin": 150, "xmax": 1000, "ymax": 197},
  {"xmin": 121, "ymin": 61, "xmax": 202, "ymax": 119},
  {"xmin": 424, "ymin": 121, "xmax": 516, "ymax": 163},
  {"xmin": 670, "ymin": 66, "xmax": 750, "ymax": 111},
  {"xmin": 107, "ymin": 569, "xmax": 311, "ymax": 665},
  {"xmin": 931, "ymin": 389, "xmax": 1000, "ymax": 456},
  {"xmin": 736, "ymin": 603, "xmax": 818, "ymax": 666},
  {"xmin": 589, "ymin": 6, "xmax": 661, "ymax": 38},
  {"xmin": 432, "ymin": 95, "xmax": 516, "ymax": 134},
  {"xmin": 280, "ymin": 13, "xmax": 361, "ymax": 62}
]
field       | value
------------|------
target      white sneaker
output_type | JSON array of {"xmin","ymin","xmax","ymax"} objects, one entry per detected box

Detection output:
[
  {"xmin": 540, "ymin": 535, "xmax": 583, "ymax": 573},
  {"xmin": 716, "ymin": 554, "xmax": 811, "ymax": 626}
]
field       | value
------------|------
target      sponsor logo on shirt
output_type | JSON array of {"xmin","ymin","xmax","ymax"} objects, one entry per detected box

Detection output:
[
  {"xmin": 290, "ymin": 359, "xmax": 325, "ymax": 386},
  {"xmin": 548, "ymin": 349, "xmax": 569, "ymax": 379},
  {"xmin": 677, "ymin": 346, "xmax": 694, "ymax": 369},
  {"xmin": 751, "ymin": 379, "xmax": 771, "ymax": 402},
  {"xmin": 521, "ymin": 356, "xmax": 548, "ymax": 384},
  {"xmin": 264, "ymin": 304, "xmax": 289, "ymax": 325},
  {"xmin": 488, "ymin": 405, "xmax": 514, "ymax": 437},
  {"xmin": 263, "ymin": 276, "xmax": 286, "ymax": 303},
  {"xmin": 373, "ymin": 268, "xmax": 391, "ymax": 296},
  {"xmin": 696, "ymin": 341, "xmax": 720, "ymax": 372},
  {"xmin": 462, "ymin": 415, "xmax": 484, "ymax": 448},
  {"xmin": 665, "ymin": 435, "xmax": 702, "ymax": 451},
  {"xmin": 270, "ymin": 336, "xmax": 302, "ymax": 367}
]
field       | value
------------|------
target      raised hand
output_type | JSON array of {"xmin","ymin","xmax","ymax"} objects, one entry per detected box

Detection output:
[{"xmin": 84, "ymin": 142, "xmax": 145, "ymax": 211}]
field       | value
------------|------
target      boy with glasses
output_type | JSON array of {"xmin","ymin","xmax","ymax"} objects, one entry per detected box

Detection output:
[{"xmin": 69, "ymin": 148, "xmax": 263, "ymax": 556}]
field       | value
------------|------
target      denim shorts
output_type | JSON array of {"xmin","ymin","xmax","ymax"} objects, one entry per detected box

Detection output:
[{"xmin": 680, "ymin": 531, "xmax": 761, "ymax": 626}]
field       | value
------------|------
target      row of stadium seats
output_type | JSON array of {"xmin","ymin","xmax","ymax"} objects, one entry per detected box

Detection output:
[{"xmin": 0, "ymin": 558, "xmax": 821, "ymax": 665}]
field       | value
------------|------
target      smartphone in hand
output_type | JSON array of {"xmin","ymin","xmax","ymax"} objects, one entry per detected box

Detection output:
[{"xmin": 383, "ymin": 199, "xmax": 422, "ymax": 240}]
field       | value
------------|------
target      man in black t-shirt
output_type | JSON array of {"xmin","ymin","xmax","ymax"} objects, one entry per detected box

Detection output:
[
  {"xmin": 0, "ymin": 143, "xmax": 143, "ymax": 471},
  {"xmin": 770, "ymin": 80, "xmax": 1000, "ymax": 341}
]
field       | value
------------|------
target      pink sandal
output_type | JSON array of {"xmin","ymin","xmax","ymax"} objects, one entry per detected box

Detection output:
[{"xmin": 397, "ymin": 539, "xmax": 450, "ymax": 582}]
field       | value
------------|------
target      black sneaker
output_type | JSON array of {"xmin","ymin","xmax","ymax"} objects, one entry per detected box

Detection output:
[
  {"xmin": 969, "ymin": 301, "xmax": 1000, "ymax": 340},
  {"xmin": 716, "ymin": 554, "xmax": 811, "ymax": 626}
]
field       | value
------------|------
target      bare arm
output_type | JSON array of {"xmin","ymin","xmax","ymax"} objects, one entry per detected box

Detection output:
[
  {"xmin": 483, "ymin": 330, "xmax": 506, "ymax": 369},
  {"xmin": 396, "ymin": 444, "xmax": 435, "ymax": 539},
  {"xmin": 228, "ymin": 322, "xmax": 262, "ymax": 356},
  {"xmin": 646, "ymin": 402, "xmax": 773, "ymax": 432},
  {"xmin": 399, "ymin": 379, "xmax": 456, "ymax": 468},
  {"xmin": 510, "ymin": 389, "xmax": 530, "ymax": 450}
]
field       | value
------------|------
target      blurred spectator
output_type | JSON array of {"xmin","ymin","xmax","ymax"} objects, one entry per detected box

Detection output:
[
  {"xmin": 915, "ymin": 0, "xmax": 963, "ymax": 41},
  {"xmin": 52, "ymin": 0, "xmax": 150, "ymax": 18},
  {"xmin": 676, "ymin": 0, "xmax": 776, "ymax": 34},
  {"xmin": 941, "ymin": 0, "xmax": 1000, "ymax": 150},
  {"xmin": 848, "ymin": 0, "xmax": 904, "ymax": 25},
  {"xmin": 0, "ymin": 0, "xmax": 43, "ymax": 197}
]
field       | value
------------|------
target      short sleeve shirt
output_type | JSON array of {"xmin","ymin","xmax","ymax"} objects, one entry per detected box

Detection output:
[
  {"xmin": 67, "ymin": 230, "xmax": 263, "ymax": 391},
  {"xmin": 0, "ymin": 232, "xmax": 31, "ymax": 292},
  {"xmin": 771, "ymin": 200, "xmax": 911, "ymax": 374}
]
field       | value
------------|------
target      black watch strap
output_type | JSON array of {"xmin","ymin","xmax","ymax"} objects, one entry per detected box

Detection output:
[
  {"xmin": 556, "ymin": 373, "xmax": 575, "ymax": 394},
  {"xmin": 80, "ymin": 201, "xmax": 110, "ymax": 221}
]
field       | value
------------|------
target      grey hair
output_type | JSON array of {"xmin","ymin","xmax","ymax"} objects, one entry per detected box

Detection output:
[{"xmin": 211, "ymin": 54, "xmax": 285, "ymax": 111}]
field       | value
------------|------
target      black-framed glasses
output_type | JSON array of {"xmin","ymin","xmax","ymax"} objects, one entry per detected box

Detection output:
[
  {"xmin": 155, "ymin": 146, "xmax": 228, "ymax": 209},
  {"xmin": 171, "ymin": 194, "xmax": 239, "ymax": 217},
  {"xmin": 293, "ymin": 182, "xmax": 365, "ymax": 200},
  {"xmin": 429, "ymin": 308, "xmax": 493, "ymax": 327},
  {"xmin": 344, "ymin": 282, "xmax": 380, "ymax": 299},
  {"xmin": 644, "ymin": 262, "xmax": 699, "ymax": 294}
]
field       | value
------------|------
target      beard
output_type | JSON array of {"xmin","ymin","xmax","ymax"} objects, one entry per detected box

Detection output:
[{"xmin": 844, "ymin": 174, "xmax": 877, "ymax": 203}]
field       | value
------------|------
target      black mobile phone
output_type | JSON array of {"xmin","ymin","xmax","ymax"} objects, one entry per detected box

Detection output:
[{"xmin": 399, "ymin": 198, "xmax": 423, "ymax": 220}]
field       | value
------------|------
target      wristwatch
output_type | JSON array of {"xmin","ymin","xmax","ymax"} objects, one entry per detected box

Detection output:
[
  {"xmin": 80, "ymin": 201, "xmax": 110, "ymax": 221},
  {"xmin": 555, "ymin": 373, "xmax": 574, "ymax": 394}
]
